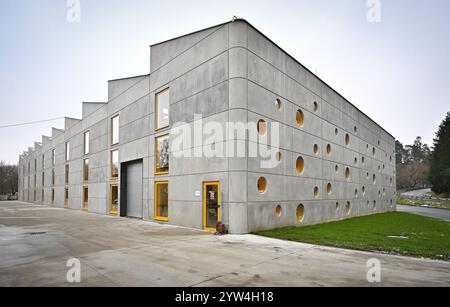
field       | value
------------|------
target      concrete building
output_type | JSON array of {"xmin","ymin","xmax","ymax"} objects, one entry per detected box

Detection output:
[{"xmin": 18, "ymin": 19, "xmax": 396, "ymax": 234}]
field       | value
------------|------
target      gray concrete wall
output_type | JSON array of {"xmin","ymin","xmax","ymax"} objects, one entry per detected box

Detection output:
[{"xmin": 18, "ymin": 19, "xmax": 396, "ymax": 235}]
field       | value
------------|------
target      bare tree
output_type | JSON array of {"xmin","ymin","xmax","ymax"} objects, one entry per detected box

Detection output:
[{"xmin": 0, "ymin": 161, "xmax": 18, "ymax": 195}]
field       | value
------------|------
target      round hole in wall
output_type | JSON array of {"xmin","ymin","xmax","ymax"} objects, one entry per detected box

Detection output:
[
  {"xmin": 354, "ymin": 126, "xmax": 358, "ymax": 134},
  {"xmin": 296, "ymin": 204, "xmax": 305, "ymax": 223},
  {"xmin": 335, "ymin": 128, "xmax": 339, "ymax": 136},
  {"xmin": 296, "ymin": 156, "xmax": 305, "ymax": 175},
  {"xmin": 326, "ymin": 144, "xmax": 332, "ymax": 155},
  {"xmin": 257, "ymin": 177, "xmax": 267, "ymax": 194},
  {"xmin": 296, "ymin": 109, "xmax": 304, "ymax": 128},
  {"xmin": 275, "ymin": 98, "xmax": 282, "ymax": 111},
  {"xmin": 314, "ymin": 187, "xmax": 320, "ymax": 198},
  {"xmin": 367, "ymin": 200, "xmax": 371, "ymax": 208},
  {"xmin": 275, "ymin": 205, "xmax": 282, "ymax": 217},
  {"xmin": 335, "ymin": 165, "xmax": 339, "ymax": 173},
  {"xmin": 276, "ymin": 151, "xmax": 282, "ymax": 162},
  {"xmin": 336, "ymin": 202, "xmax": 340, "ymax": 211},
  {"xmin": 372, "ymin": 147, "xmax": 376, "ymax": 156},
  {"xmin": 379, "ymin": 190, "xmax": 382, "ymax": 198},
  {"xmin": 362, "ymin": 186, "xmax": 366, "ymax": 195},
  {"xmin": 355, "ymin": 189, "xmax": 359, "ymax": 198},
  {"xmin": 257, "ymin": 119, "xmax": 266, "ymax": 136},
  {"xmin": 354, "ymin": 157, "xmax": 358, "ymax": 166},
  {"xmin": 313, "ymin": 144, "xmax": 319, "ymax": 155},
  {"xmin": 327, "ymin": 183, "xmax": 332, "ymax": 194},
  {"xmin": 345, "ymin": 134, "xmax": 350, "ymax": 146},
  {"xmin": 373, "ymin": 200, "xmax": 377, "ymax": 210},
  {"xmin": 313, "ymin": 101, "xmax": 318, "ymax": 112},
  {"xmin": 362, "ymin": 156, "xmax": 365, "ymax": 165},
  {"xmin": 346, "ymin": 201, "xmax": 351, "ymax": 215},
  {"xmin": 373, "ymin": 174, "xmax": 377, "ymax": 184},
  {"xmin": 345, "ymin": 167, "xmax": 351, "ymax": 180}
]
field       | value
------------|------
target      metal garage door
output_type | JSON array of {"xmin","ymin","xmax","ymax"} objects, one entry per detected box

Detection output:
[{"xmin": 125, "ymin": 160, "xmax": 143, "ymax": 219}]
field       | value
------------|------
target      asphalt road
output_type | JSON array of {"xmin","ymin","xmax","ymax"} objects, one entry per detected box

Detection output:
[
  {"xmin": 397, "ymin": 205, "xmax": 450, "ymax": 221},
  {"xmin": 0, "ymin": 201, "xmax": 449, "ymax": 287}
]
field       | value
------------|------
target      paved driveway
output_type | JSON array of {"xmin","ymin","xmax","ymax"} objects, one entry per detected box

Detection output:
[
  {"xmin": 397, "ymin": 205, "xmax": 450, "ymax": 221},
  {"xmin": 0, "ymin": 201, "xmax": 449, "ymax": 287}
]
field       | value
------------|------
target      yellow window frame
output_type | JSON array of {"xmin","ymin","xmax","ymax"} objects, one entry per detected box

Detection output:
[
  {"xmin": 154, "ymin": 134, "xmax": 169, "ymax": 175},
  {"xmin": 155, "ymin": 88, "xmax": 170, "ymax": 131},
  {"xmin": 82, "ymin": 186, "xmax": 89, "ymax": 212}
]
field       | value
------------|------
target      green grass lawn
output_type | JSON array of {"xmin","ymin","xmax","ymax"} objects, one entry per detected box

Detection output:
[
  {"xmin": 257, "ymin": 212, "xmax": 450, "ymax": 261},
  {"xmin": 397, "ymin": 195, "xmax": 450, "ymax": 209}
]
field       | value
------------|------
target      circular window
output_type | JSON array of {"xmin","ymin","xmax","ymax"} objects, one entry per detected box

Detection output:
[
  {"xmin": 326, "ymin": 144, "xmax": 332, "ymax": 155},
  {"xmin": 335, "ymin": 128, "xmax": 339, "ymax": 136},
  {"xmin": 326, "ymin": 183, "xmax": 332, "ymax": 194},
  {"xmin": 257, "ymin": 119, "xmax": 266, "ymax": 136},
  {"xmin": 276, "ymin": 151, "xmax": 282, "ymax": 162},
  {"xmin": 313, "ymin": 101, "xmax": 318, "ymax": 112},
  {"xmin": 275, "ymin": 205, "xmax": 282, "ymax": 217},
  {"xmin": 313, "ymin": 144, "xmax": 319, "ymax": 155},
  {"xmin": 275, "ymin": 98, "xmax": 282, "ymax": 110},
  {"xmin": 335, "ymin": 165, "xmax": 339, "ymax": 173},
  {"xmin": 345, "ymin": 202, "xmax": 351, "ymax": 215},
  {"xmin": 296, "ymin": 110, "xmax": 304, "ymax": 128},
  {"xmin": 345, "ymin": 134, "xmax": 350, "ymax": 146},
  {"xmin": 296, "ymin": 156, "xmax": 304, "ymax": 174},
  {"xmin": 354, "ymin": 157, "xmax": 358, "ymax": 165},
  {"xmin": 296, "ymin": 204, "xmax": 305, "ymax": 222},
  {"xmin": 345, "ymin": 167, "xmax": 350, "ymax": 180},
  {"xmin": 354, "ymin": 126, "xmax": 358, "ymax": 134},
  {"xmin": 257, "ymin": 177, "xmax": 267, "ymax": 193},
  {"xmin": 314, "ymin": 187, "xmax": 320, "ymax": 198}
]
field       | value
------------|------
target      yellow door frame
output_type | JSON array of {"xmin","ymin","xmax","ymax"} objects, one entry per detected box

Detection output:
[
  {"xmin": 154, "ymin": 181, "xmax": 169, "ymax": 222},
  {"xmin": 203, "ymin": 182, "xmax": 220, "ymax": 232},
  {"xmin": 110, "ymin": 184, "xmax": 119, "ymax": 215}
]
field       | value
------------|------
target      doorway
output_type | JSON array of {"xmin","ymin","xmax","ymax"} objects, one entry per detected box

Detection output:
[
  {"xmin": 120, "ymin": 160, "xmax": 143, "ymax": 219},
  {"xmin": 203, "ymin": 182, "xmax": 220, "ymax": 231}
]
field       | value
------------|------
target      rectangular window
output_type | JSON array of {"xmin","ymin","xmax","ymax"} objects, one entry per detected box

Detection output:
[
  {"xmin": 65, "ymin": 142, "xmax": 70, "ymax": 162},
  {"xmin": 42, "ymin": 154, "xmax": 45, "ymax": 169},
  {"xmin": 83, "ymin": 186, "xmax": 88, "ymax": 212},
  {"xmin": 111, "ymin": 115, "xmax": 119, "ymax": 145},
  {"xmin": 51, "ymin": 169, "xmax": 55, "ymax": 186},
  {"xmin": 155, "ymin": 135, "xmax": 169, "ymax": 175},
  {"xmin": 33, "ymin": 189, "xmax": 36, "ymax": 202},
  {"xmin": 110, "ymin": 185, "xmax": 119, "ymax": 215},
  {"xmin": 156, "ymin": 88, "xmax": 170, "ymax": 130},
  {"xmin": 155, "ymin": 181, "xmax": 169, "ymax": 221},
  {"xmin": 111, "ymin": 150, "xmax": 119, "ymax": 179},
  {"xmin": 42, "ymin": 172, "xmax": 45, "ymax": 187},
  {"xmin": 65, "ymin": 164, "xmax": 69, "ymax": 185},
  {"xmin": 84, "ymin": 131, "xmax": 90, "ymax": 155},
  {"xmin": 52, "ymin": 149, "xmax": 56, "ymax": 166},
  {"xmin": 51, "ymin": 188, "xmax": 55, "ymax": 205},
  {"xmin": 28, "ymin": 162, "xmax": 30, "ymax": 174},
  {"xmin": 34, "ymin": 174, "xmax": 36, "ymax": 187},
  {"xmin": 41, "ymin": 189, "xmax": 44, "ymax": 203},
  {"xmin": 34, "ymin": 159, "xmax": 37, "ymax": 172},
  {"xmin": 83, "ymin": 159, "xmax": 89, "ymax": 182},
  {"xmin": 64, "ymin": 188, "xmax": 69, "ymax": 208}
]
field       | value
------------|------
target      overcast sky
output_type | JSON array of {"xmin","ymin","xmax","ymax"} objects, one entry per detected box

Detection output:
[{"xmin": 0, "ymin": 0, "xmax": 449, "ymax": 164}]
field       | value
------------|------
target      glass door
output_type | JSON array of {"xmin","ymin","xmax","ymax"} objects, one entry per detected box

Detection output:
[{"xmin": 203, "ymin": 182, "xmax": 220, "ymax": 231}]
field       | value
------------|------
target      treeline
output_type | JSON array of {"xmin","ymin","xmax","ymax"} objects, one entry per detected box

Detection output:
[
  {"xmin": 396, "ymin": 112, "xmax": 450, "ymax": 194},
  {"xmin": 0, "ymin": 162, "xmax": 18, "ymax": 195}
]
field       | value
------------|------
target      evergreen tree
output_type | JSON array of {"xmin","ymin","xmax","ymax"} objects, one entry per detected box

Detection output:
[{"xmin": 429, "ymin": 112, "xmax": 450, "ymax": 194}]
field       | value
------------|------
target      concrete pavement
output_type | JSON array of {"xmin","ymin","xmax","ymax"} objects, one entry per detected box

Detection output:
[{"xmin": 0, "ymin": 201, "xmax": 449, "ymax": 287}]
